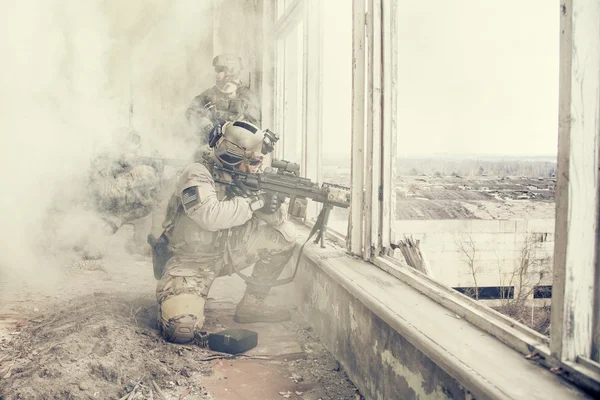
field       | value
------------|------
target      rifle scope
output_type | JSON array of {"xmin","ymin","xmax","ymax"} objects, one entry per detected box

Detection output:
[{"xmin": 271, "ymin": 159, "xmax": 300, "ymax": 175}]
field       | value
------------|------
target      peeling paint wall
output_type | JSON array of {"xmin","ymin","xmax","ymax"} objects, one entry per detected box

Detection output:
[{"xmin": 294, "ymin": 257, "xmax": 467, "ymax": 400}]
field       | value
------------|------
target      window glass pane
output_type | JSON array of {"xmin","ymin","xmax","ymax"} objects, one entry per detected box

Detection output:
[
  {"xmin": 392, "ymin": 1, "xmax": 558, "ymax": 336},
  {"xmin": 321, "ymin": 0, "xmax": 352, "ymax": 237}
]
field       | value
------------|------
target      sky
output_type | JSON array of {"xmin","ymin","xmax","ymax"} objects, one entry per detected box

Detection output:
[{"xmin": 321, "ymin": 0, "xmax": 560, "ymax": 159}]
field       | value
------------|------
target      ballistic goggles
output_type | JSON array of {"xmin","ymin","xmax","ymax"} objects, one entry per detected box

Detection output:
[{"xmin": 215, "ymin": 139, "xmax": 263, "ymax": 167}]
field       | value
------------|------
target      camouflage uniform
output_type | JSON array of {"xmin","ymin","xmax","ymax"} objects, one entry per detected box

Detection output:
[
  {"xmin": 89, "ymin": 144, "xmax": 161, "ymax": 233},
  {"xmin": 156, "ymin": 152, "xmax": 296, "ymax": 344}
]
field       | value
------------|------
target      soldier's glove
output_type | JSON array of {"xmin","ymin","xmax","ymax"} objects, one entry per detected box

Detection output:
[
  {"xmin": 230, "ymin": 180, "xmax": 266, "ymax": 211},
  {"xmin": 248, "ymin": 193, "xmax": 266, "ymax": 212},
  {"xmin": 262, "ymin": 192, "xmax": 286, "ymax": 214}
]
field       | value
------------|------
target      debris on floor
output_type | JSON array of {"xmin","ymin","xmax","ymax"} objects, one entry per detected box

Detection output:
[{"xmin": 0, "ymin": 265, "xmax": 363, "ymax": 400}]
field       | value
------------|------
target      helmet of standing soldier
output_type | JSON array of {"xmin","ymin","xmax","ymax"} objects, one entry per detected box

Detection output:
[
  {"xmin": 214, "ymin": 121, "xmax": 264, "ymax": 169},
  {"xmin": 212, "ymin": 54, "xmax": 243, "ymax": 94}
]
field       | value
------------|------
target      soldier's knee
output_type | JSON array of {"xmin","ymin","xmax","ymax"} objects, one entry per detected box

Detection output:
[
  {"xmin": 161, "ymin": 314, "xmax": 197, "ymax": 344},
  {"xmin": 158, "ymin": 293, "xmax": 206, "ymax": 344}
]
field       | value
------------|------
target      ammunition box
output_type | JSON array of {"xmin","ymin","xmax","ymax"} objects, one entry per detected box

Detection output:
[{"xmin": 208, "ymin": 329, "xmax": 258, "ymax": 354}]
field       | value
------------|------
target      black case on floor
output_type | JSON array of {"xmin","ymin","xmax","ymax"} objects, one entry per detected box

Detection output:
[{"xmin": 208, "ymin": 329, "xmax": 258, "ymax": 354}]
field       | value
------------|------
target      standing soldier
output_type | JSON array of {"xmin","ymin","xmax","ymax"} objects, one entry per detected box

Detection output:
[{"xmin": 185, "ymin": 54, "xmax": 261, "ymax": 143}]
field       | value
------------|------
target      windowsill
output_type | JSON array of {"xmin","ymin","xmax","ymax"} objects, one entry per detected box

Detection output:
[{"xmin": 291, "ymin": 222, "xmax": 594, "ymax": 399}]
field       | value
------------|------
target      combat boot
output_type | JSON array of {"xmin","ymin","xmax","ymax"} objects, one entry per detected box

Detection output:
[{"xmin": 234, "ymin": 293, "xmax": 291, "ymax": 323}]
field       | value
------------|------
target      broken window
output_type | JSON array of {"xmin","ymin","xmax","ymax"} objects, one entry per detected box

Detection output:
[{"xmin": 388, "ymin": 1, "xmax": 557, "ymax": 336}]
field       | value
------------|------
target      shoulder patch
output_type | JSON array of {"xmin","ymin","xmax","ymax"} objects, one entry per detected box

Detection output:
[
  {"xmin": 181, "ymin": 186, "xmax": 200, "ymax": 211},
  {"xmin": 182, "ymin": 187, "xmax": 198, "ymax": 205}
]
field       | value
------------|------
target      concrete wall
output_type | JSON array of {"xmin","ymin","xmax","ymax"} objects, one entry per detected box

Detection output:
[
  {"xmin": 294, "ymin": 255, "xmax": 467, "ymax": 400},
  {"xmin": 392, "ymin": 219, "xmax": 555, "ymax": 295}
]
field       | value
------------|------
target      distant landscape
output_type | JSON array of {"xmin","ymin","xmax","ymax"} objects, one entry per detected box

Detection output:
[
  {"xmin": 322, "ymin": 154, "xmax": 557, "ymax": 221},
  {"xmin": 321, "ymin": 154, "xmax": 557, "ymax": 178}
]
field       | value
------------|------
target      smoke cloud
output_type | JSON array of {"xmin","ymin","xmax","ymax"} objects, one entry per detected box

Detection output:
[{"xmin": 0, "ymin": 0, "xmax": 217, "ymax": 287}]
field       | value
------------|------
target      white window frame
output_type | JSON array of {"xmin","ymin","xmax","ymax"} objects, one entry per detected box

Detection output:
[
  {"xmin": 266, "ymin": 0, "xmax": 600, "ymax": 393},
  {"xmin": 549, "ymin": 0, "xmax": 600, "ymax": 373},
  {"xmin": 270, "ymin": 0, "xmax": 324, "ymax": 223},
  {"xmin": 351, "ymin": 0, "xmax": 600, "ymax": 393}
]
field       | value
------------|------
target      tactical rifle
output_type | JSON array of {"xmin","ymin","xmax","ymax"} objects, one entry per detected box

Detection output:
[
  {"xmin": 212, "ymin": 160, "xmax": 351, "ymax": 287},
  {"xmin": 213, "ymin": 160, "xmax": 350, "ymax": 246}
]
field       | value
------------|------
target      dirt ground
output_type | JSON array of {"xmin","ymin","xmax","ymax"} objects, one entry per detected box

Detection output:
[{"xmin": 0, "ymin": 227, "xmax": 362, "ymax": 400}]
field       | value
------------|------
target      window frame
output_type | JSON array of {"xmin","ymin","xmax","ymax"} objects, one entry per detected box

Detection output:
[
  {"xmin": 548, "ymin": 0, "xmax": 600, "ymax": 376},
  {"xmin": 271, "ymin": 0, "xmax": 323, "ymax": 222},
  {"xmin": 359, "ymin": 0, "xmax": 600, "ymax": 392},
  {"xmin": 266, "ymin": 0, "xmax": 600, "ymax": 393}
]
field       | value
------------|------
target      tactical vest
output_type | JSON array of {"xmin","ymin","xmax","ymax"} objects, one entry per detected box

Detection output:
[{"xmin": 202, "ymin": 86, "xmax": 259, "ymax": 125}]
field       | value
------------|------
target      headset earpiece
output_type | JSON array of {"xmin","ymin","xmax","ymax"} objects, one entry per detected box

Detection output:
[{"xmin": 208, "ymin": 124, "xmax": 223, "ymax": 148}]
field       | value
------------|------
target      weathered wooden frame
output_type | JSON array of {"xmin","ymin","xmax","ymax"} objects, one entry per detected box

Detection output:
[
  {"xmin": 364, "ymin": 0, "xmax": 382, "ymax": 259},
  {"xmin": 550, "ymin": 0, "xmax": 600, "ymax": 369},
  {"xmin": 367, "ymin": 0, "xmax": 600, "ymax": 392},
  {"xmin": 349, "ymin": 0, "xmax": 366, "ymax": 256},
  {"xmin": 349, "ymin": 0, "xmax": 397, "ymax": 258},
  {"xmin": 381, "ymin": 0, "xmax": 398, "ymax": 249}
]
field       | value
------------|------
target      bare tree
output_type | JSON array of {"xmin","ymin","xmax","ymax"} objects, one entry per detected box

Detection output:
[
  {"xmin": 492, "ymin": 233, "xmax": 553, "ymax": 334},
  {"xmin": 504, "ymin": 234, "xmax": 552, "ymax": 306},
  {"xmin": 455, "ymin": 233, "xmax": 481, "ymax": 300}
]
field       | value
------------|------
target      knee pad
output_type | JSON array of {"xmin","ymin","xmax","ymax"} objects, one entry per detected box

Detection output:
[
  {"xmin": 159, "ymin": 293, "xmax": 206, "ymax": 344},
  {"xmin": 161, "ymin": 314, "xmax": 197, "ymax": 344}
]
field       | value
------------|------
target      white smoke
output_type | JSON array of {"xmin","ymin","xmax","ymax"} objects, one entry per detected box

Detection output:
[{"xmin": 0, "ymin": 0, "xmax": 217, "ymax": 286}]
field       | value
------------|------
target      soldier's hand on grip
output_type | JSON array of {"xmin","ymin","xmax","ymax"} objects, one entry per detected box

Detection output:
[
  {"xmin": 228, "ymin": 179, "xmax": 265, "ymax": 211},
  {"xmin": 263, "ymin": 192, "xmax": 285, "ymax": 214},
  {"xmin": 247, "ymin": 192, "xmax": 266, "ymax": 212}
]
